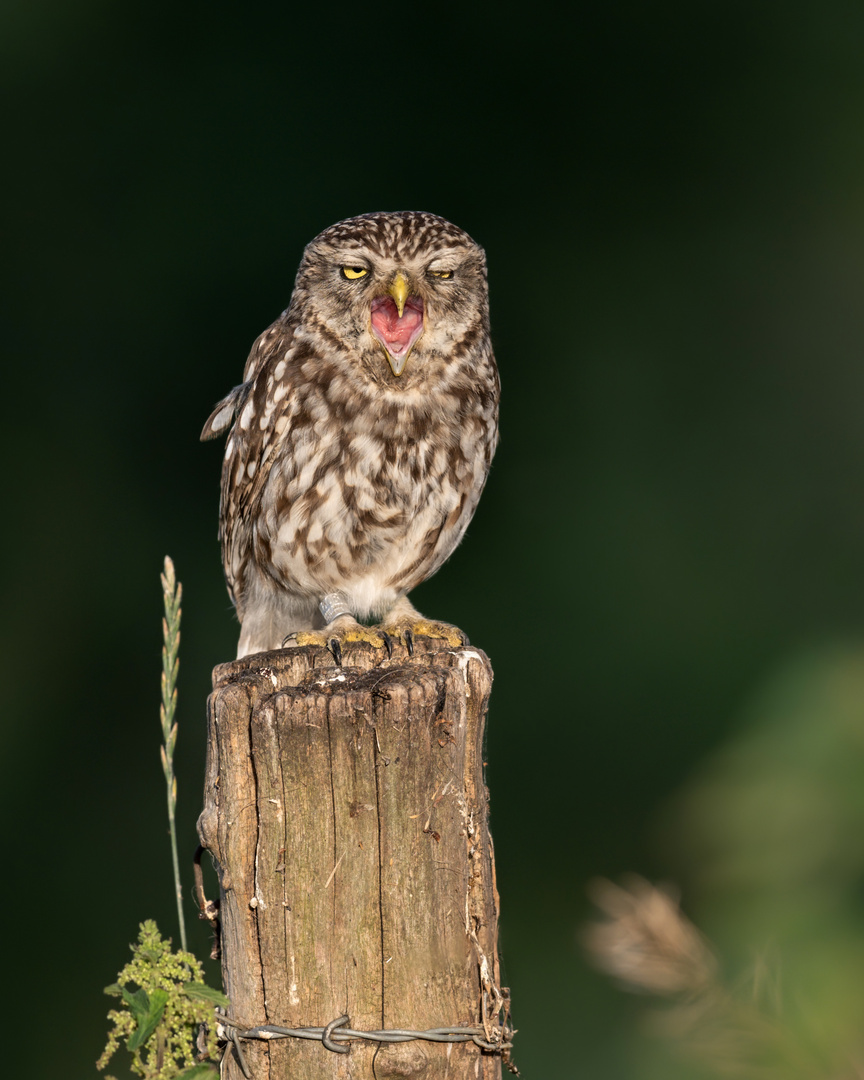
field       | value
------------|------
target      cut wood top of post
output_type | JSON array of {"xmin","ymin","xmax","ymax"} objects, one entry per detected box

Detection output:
[{"xmin": 211, "ymin": 636, "xmax": 491, "ymax": 694}]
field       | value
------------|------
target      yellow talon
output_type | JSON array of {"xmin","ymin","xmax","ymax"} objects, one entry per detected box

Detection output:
[
  {"xmin": 291, "ymin": 626, "xmax": 385, "ymax": 649},
  {"xmin": 409, "ymin": 621, "xmax": 464, "ymax": 646},
  {"xmin": 343, "ymin": 627, "xmax": 385, "ymax": 646}
]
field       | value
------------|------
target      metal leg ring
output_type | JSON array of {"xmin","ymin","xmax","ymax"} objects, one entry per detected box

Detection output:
[{"xmin": 320, "ymin": 592, "xmax": 353, "ymax": 624}]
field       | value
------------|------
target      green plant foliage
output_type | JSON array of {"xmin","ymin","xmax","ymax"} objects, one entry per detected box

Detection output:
[
  {"xmin": 98, "ymin": 564, "xmax": 227, "ymax": 1079},
  {"xmin": 98, "ymin": 921, "xmax": 226, "ymax": 1080}
]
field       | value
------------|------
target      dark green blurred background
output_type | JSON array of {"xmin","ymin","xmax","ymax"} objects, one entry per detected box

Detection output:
[{"xmin": 5, "ymin": 2, "xmax": 864, "ymax": 1076}]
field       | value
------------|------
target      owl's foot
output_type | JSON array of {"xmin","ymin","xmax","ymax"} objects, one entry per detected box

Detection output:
[
  {"xmin": 283, "ymin": 615, "xmax": 390, "ymax": 666},
  {"xmin": 380, "ymin": 617, "xmax": 468, "ymax": 656}
]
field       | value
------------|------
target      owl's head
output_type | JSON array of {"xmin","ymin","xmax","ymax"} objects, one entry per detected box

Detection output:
[{"xmin": 293, "ymin": 211, "xmax": 488, "ymax": 378}]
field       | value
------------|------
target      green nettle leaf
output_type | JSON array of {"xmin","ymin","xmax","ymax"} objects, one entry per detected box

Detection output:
[
  {"xmin": 122, "ymin": 986, "xmax": 152, "ymax": 1021},
  {"xmin": 103, "ymin": 983, "xmax": 123, "ymax": 996},
  {"xmin": 127, "ymin": 988, "xmax": 169, "ymax": 1051},
  {"xmin": 181, "ymin": 982, "xmax": 230, "ymax": 1008},
  {"xmin": 99, "ymin": 921, "xmax": 225, "ymax": 1077}
]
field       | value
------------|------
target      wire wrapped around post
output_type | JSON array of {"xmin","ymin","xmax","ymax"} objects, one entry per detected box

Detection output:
[{"xmin": 216, "ymin": 1012, "xmax": 517, "ymax": 1078}]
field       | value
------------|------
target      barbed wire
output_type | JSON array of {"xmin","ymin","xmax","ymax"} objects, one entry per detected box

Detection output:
[{"xmin": 216, "ymin": 1012, "xmax": 517, "ymax": 1077}]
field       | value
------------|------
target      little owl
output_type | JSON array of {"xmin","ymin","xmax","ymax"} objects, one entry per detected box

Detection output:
[{"xmin": 201, "ymin": 211, "xmax": 499, "ymax": 660}]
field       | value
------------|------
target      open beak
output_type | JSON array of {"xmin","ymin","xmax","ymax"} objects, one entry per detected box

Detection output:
[{"xmin": 370, "ymin": 273, "xmax": 424, "ymax": 376}]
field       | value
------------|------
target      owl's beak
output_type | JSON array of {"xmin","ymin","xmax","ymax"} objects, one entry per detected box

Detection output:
[
  {"xmin": 370, "ymin": 274, "xmax": 425, "ymax": 376},
  {"xmin": 389, "ymin": 273, "xmax": 409, "ymax": 318}
]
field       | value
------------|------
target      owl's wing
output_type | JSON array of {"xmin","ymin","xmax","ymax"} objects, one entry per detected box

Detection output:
[
  {"xmin": 200, "ymin": 383, "xmax": 249, "ymax": 441},
  {"xmin": 199, "ymin": 315, "xmax": 291, "ymax": 441},
  {"xmin": 216, "ymin": 317, "xmax": 300, "ymax": 603}
]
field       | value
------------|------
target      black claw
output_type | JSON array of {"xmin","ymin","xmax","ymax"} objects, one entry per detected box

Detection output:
[
  {"xmin": 404, "ymin": 629, "xmax": 414, "ymax": 657},
  {"xmin": 381, "ymin": 631, "xmax": 394, "ymax": 659},
  {"xmin": 281, "ymin": 632, "xmax": 298, "ymax": 648},
  {"xmin": 329, "ymin": 638, "xmax": 343, "ymax": 666}
]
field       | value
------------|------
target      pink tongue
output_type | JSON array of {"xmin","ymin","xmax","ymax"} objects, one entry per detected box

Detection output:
[{"xmin": 371, "ymin": 297, "xmax": 423, "ymax": 352}]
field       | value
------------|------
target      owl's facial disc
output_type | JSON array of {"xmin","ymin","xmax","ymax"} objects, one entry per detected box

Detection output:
[{"xmin": 370, "ymin": 276, "xmax": 424, "ymax": 376}]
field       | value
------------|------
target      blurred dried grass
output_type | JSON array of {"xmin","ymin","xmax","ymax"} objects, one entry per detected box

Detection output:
[
  {"xmin": 585, "ymin": 876, "xmax": 716, "ymax": 996},
  {"xmin": 586, "ymin": 645, "xmax": 864, "ymax": 1080},
  {"xmin": 585, "ymin": 876, "xmax": 861, "ymax": 1079}
]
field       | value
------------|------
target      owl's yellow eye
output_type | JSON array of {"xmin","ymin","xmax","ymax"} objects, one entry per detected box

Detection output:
[
  {"xmin": 429, "ymin": 269, "xmax": 453, "ymax": 279},
  {"xmin": 341, "ymin": 266, "xmax": 368, "ymax": 280}
]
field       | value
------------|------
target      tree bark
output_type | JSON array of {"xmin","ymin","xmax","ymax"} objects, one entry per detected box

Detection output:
[{"xmin": 197, "ymin": 637, "xmax": 509, "ymax": 1079}]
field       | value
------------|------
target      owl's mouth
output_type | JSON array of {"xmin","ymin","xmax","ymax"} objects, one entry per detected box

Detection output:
[{"xmin": 370, "ymin": 296, "xmax": 425, "ymax": 376}]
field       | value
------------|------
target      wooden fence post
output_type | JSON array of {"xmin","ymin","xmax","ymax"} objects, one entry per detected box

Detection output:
[{"xmin": 197, "ymin": 636, "xmax": 511, "ymax": 1079}]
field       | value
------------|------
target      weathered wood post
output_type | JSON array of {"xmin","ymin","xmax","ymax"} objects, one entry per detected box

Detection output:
[{"xmin": 197, "ymin": 635, "xmax": 512, "ymax": 1079}]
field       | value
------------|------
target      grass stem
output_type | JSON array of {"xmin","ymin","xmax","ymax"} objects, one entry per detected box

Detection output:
[{"xmin": 160, "ymin": 556, "xmax": 187, "ymax": 952}]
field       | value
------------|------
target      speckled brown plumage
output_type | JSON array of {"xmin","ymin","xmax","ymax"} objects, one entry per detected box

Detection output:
[{"xmin": 202, "ymin": 211, "xmax": 499, "ymax": 659}]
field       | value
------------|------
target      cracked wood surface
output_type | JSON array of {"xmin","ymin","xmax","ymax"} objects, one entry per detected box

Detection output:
[{"xmin": 198, "ymin": 638, "xmax": 503, "ymax": 1079}]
